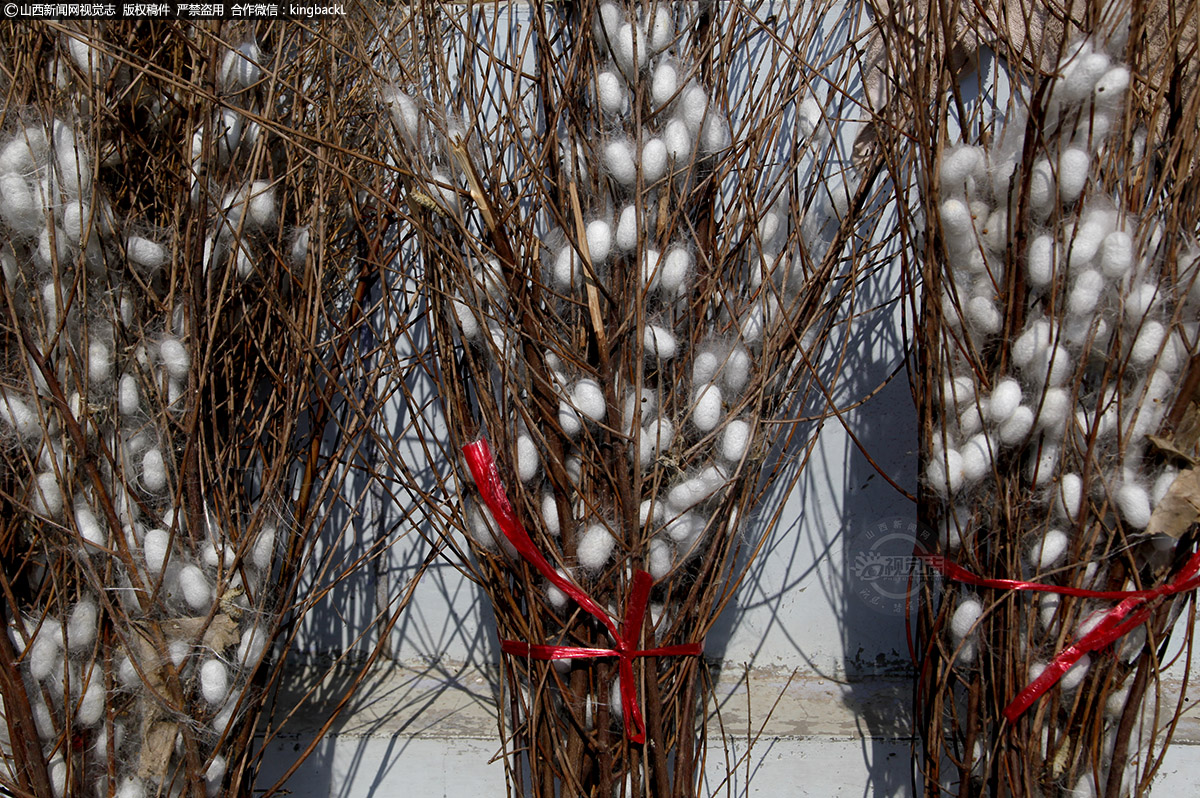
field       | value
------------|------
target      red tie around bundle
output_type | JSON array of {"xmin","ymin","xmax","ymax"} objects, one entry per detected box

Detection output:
[
  {"xmin": 918, "ymin": 548, "xmax": 1200, "ymax": 723},
  {"xmin": 462, "ymin": 437, "xmax": 703, "ymax": 744}
]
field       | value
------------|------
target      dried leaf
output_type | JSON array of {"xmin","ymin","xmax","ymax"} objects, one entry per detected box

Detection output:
[
  {"xmin": 137, "ymin": 719, "xmax": 176, "ymax": 782},
  {"xmin": 1146, "ymin": 469, "xmax": 1200, "ymax": 539}
]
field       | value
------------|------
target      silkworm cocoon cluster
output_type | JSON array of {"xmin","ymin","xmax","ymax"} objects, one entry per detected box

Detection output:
[
  {"xmin": 1056, "ymin": 147, "xmax": 1091, "ymax": 203},
  {"xmin": 577, "ymin": 523, "xmax": 616, "ymax": 572},
  {"xmin": 178, "ymin": 564, "xmax": 212, "ymax": 610},
  {"xmin": 143, "ymin": 528, "xmax": 169, "ymax": 575},
  {"xmin": 597, "ymin": 70, "xmax": 627, "ymax": 116},
  {"xmin": 516, "ymin": 434, "xmax": 539, "ymax": 482},
  {"xmin": 987, "ymin": 379, "xmax": 1022, "ymax": 422},
  {"xmin": 586, "ymin": 219, "xmax": 613, "ymax": 264},
  {"xmin": 1029, "ymin": 528, "xmax": 1069, "ymax": 570},
  {"xmin": 126, "ymin": 235, "xmax": 166, "ymax": 271},
  {"xmin": 541, "ymin": 492, "xmax": 561, "ymax": 536},
  {"xmin": 31, "ymin": 471, "xmax": 63, "ymax": 518},
  {"xmin": 200, "ymin": 659, "xmax": 230, "ymax": 706},
  {"xmin": 66, "ymin": 599, "xmax": 97, "ymax": 652},
  {"xmin": 950, "ymin": 597, "xmax": 983, "ymax": 639},
  {"xmin": 1116, "ymin": 482, "xmax": 1152, "ymax": 528},
  {"xmin": 75, "ymin": 498, "xmax": 106, "ymax": 548},
  {"xmin": 637, "ymin": 417, "xmax": 674, "ymax": 466},
  {"xmin": 616, "ymin": 205, "xmax": 639, "ymax": 252},
  {"xmin": 0, "ymin": 390, "xmax": 38, "ymax": 440},
  {"xmin": 647, "ymin": 537, "xmax": 672, "ymax": 580},
  {"xmin": 571, "ymin": 379, "xmax": 607, "ymax": 422},
  {"xmin": 720, "ymin": 419, "xmax": 752, "ymax": 463},
  {"xmin": 644, "ymin": 324, "xmax": 677, "ymax": 360},
  {"xmin": 159, "ymin": 337, "xmax": 190, "ymax": 380},
  {"xmin": 926, "ymin": 449, "xmax": 965, "ymax": 498},
  {"xmin": 1056, "ymin": 473, "xmax": 1083, "ymax": 521},
  {"xmin": 690, "ymin": 383, "xmax": 723, "ymax": 433},
  {"xmin": 1129, "ymin": 320, "xmax": 1165, "ymax": 366},
  {"xmin": 142, "ymin": 448, "xmax": 168, "ymax": 493},
  {"xmin": 604, "ymin": 139, "xmax": 637, "ymax": 186},
  {"xmin": 0, "ymin": 174, "xmax": 43, "ymax": 235}
]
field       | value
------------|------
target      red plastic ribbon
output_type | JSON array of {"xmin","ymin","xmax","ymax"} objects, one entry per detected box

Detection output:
[
  {"xmin": 918, "ymin": 547, "xmax": 1200, "ymax": 722},
  {"xmin": 462, "ymin": 438, "xmax": 702, "ymax": 744}
]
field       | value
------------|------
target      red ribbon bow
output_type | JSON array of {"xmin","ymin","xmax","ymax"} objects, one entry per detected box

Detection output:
[
  {"xmin": 462, "ymin": 438, "xmax": 703, "ymax": 744},
  {"xmin": 919, "ymin": 548, "xmax": 1200, "ymax": 722}
]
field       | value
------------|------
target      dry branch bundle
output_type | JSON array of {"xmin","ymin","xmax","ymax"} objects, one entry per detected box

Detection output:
[{"xmin": 362, "ymin": 1, "xmax": 901, "ymax": 796}]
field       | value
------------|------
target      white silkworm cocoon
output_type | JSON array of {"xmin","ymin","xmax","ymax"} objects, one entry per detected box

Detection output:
[
  {"xmin": 202, "ymin": 540, "xmax": 235, "ymax": 570},
  {"xmin": 648, "ymin": 537, "xmax": 672, "ymax": 580},
  {"xmin": 720, "ymin": 419, "xmax": 751, "ymax": 463},
  {"xmin": 623, "ymin": 388, "xmax": 656, "ymax": 432},
  {"xmin": 168, "ymin": 639, "xmax": 190, "ymax": 668},
  {"xmin": 452, "ymin": 298, "xmax": 479, "ymax": 340},
  {"xmin": 61, "ymin": 200, "xmax": 87, "ymax": 244},
  {"xmin": 614, "ymin": 21, "xmax": 647, "ymax": 76},
  {"xmin": 1130, "ymin": 320, "xmax": 1165, "ymax": 366},
  {"xmin": 216, "ymin": 109, "xmax": 243, "ymax": 159},
  {"xmin": 0, "ymin": 390, "xmax": 38, "ymax": 439},
  {"xmin": 541, "ymin": 492, "xmax": 561, "ymax": 536},
  {"xmin": 247, "ymin": 523, "xmax": 275, "ymax": 571},
  {"xmin": 738, "ymin": 303, "xmax": 765, "ymax": 344},
  {"xmin": 516, "ymin": 434, "xmax": 539, "ymax": 483},
  {"xmin": 1093, "ymin": 66, "xmax": 1130, "ymax": 108},
  {"xmin": 1039, "ymin": 593, "xmax": 1061, "ymax": 630},
  {"xmin": 1067, "ymin": 269, "xmax": 1104, "ymax": 317},
  {"xmin": 1012, "ymin": 319, "xmax": 1052, "ymax": 370},
  {"xmin": 1028, "ymin": 158, "xmax": 1055, "ymax": 213},
  {"xmin": 645, "ymin": 5, "xmax": 674, "ymax": 52},
  {"xmin": 700, "ymin": 115, "xmax": 731, "ymax": 152},
  {"xmin": 142, "ymin": 448, "xmax": 168, "ymax": 493},
  {"xmin": 926, "ymin": 449, "xmax": 964, "ymax": 498},
  {"xmin": 644, "ymin": 325, "xmax": 677, "ymax": 360},
  {"xmin": 206, "ymin": 756, "xmax": 227, "ymax": 797},
  {"xmin": 667, "ymin": 468, "xmax": 725, "ymax": 512},
  {"xmin": 220, "ymin": 40, "xmax": 262, "ymax": 88},
  {"xmin": 724, "ymin": 346, "xmax": 751, "ymax": 394},
  {"xmin": 571, "ymin": 379, "xmax": 606, "ymax": 422},
  {"xmin": 1123, "ymin": 282, "xmax": 1159, "ymax": 324},
  {"xmin": 0, "ymin": 174, "xmax": 43, "ymax": 235},
  {"xmin": 247, "ymin": 180, "xmax": 277, "ymax": 229},
  {"xmin": 28, "ymin": 625, "xmax": 60, "ymax": 681},
  {"xmin": 1099, "ymin": 231, "xmax": 1132, "ymax": 278},
  {"xmin": 950, "ymin": 597, "xmax": 983, "ymax": 639},
  {"xmin": 290, "ymin": 226, "xmax": 310, "ymax": 269},
  {"xmin": 1056, "ymin": 473, "xmax": 1083, "ymax": 521},
  {"xmin": 1035, "ymin": 345, "xmax": 1073, "ymax": 387},
  {"xmin": 1060, "ymin": 654, "xmax": 1091, "ymax": 691},
  {"xmin": 32, "ymin": 472, "xmax": 63, "ymax": 518},
  {"xmin": 642, "ymin": 137, "xmax": 668, "ymax": 183},
  {"xmin": 75, "ymin": 499, "xmax": 105, "ymax": 548},
  {"xmin": 116, "ymin": 653, "xmax": 139, "ymax": 688},
  {"xmin": 0, "ymin": 129, "xmax": 45, "ymax": 175},
  {"xmin": 604, "ymin": 139, "xmax": 637, "ymax": 186},
  {"xmin": 1027, "ymin": 444, "xmax": 1060, "ymax": 489},
  {"xmin": 552, "ymin": 247, "xmax": 581, "ymax": 292},
  {"xmin": 578, "ymin": 524, "xmax": 616, "ymax": 572},
  {"xmin": 35, "ymin": 225, "xmax": 72, "ymax": 269},
  {"xmin": 467, "ymin": 503, "xmax": 502, "ymax": 551},
  {"xmin": 212, "ymin": 701, "xmax": 236, "ymax": 737},
  {"xmin": 651, "ymin": 61, "xmax": 678, "ymax": 110},
  {"xmin": 383, "ymin": 87, "xmax": 421, "ymax": 143},
  {"xmin": 78, "ymin": 677, "xmax": 104, "ymax": 726},
  {"xmin": 680, "ymin": 84, "xmax": 709, "ymax": 133},
  {"xmin": 126, "ymin": 236, "xmax": 166, "ymax": 271},
  {"xmin": 941, "ymin": 146, "xmax": 985, "ymax": 188},
  {"xmin": 179, "ymin": 564, "xmax": 212, "ymax": 610},
  {"xmin": 1153, "ymin": 468, "xmax": 1178, "ymax": 505},
  {"xmin": 691, "ymin": 383, "xmax": 723, "ymax": 432},
  {"xmin": 960, "ymin": 433, "xmax": 994, "ymax": 484},
  {"xmin": 558, "ymin": 400, "xmax": 583, "ymax": 438},
  {"xmin": 665, "ymin": 511, "xmax": 703, "ymax": 544},
  {"xmin": 429, "ymin": 172, "xmax": 460, "ymax": 214},
  {"xmin": 143, "ymin": 528, "xmax": 169, "ymax": 575},
  {"xmin": 32, "ymin": 697, "xmax": 54, "ymax": 739},
  {"xmin": 641, "ymin": 248, "xmax": 662, "ymax": 291},
  {"xmin": 586, "ymin": 220, "xmax": 613, "ymax": 264},
  {"xmin": 116, "ymin": 777, "xmax": 145, "ymax": 798},
  {"xmin": 693, "ymin": 350, "xmax": 720, "ymax": 387},
  {"xmin": 118, "ymin": 373, "xmax": 139, "ymax": 416},
  {"xmin": 965, "ymin": 296, "xmax": 1002, "ymax": 335},
  {"xmin": 1117, "ymin": 482, "xmax": 1152, "ymax": 528},
  {"xmin": 616, "ymin": 205, "xmax": 638, "ymax": 252},
  {"xmin": 159, "ymin": 337, "xmax": 190, "ymax": 380},
  {"xmin": 637, "ymin": 418, "xmax": 674, "ymax": 466},
  {"xmin": 49, "ymin": 754, "xmax": 65, "ymax": 798},
  {"xmin": 597, "ymin": 70, "xmax": 627, "ymax": 116},
  {"xmin": 978, "ymin": 209, "xmax": 1006, "ymax": 253},
  {"xmin": 639, "ymin": 499, "xmax": 664, "ymax": 528},
  {"xmin": 1029, "ymin": 528, "xmax": 1069, "ymax": 570},
  {"xmin": 87, "ymin": 340, "xmax": 113, "ymax": 385},
  {"xmin": 987, "ymin": 379, "xmax": 1022, "ymax": 422},
  {"xmin": 238, "ymin": 624, "xmax": 266, "ymax": 669},
  {"xmin": 999, "ymin": 407, "xmax": 1035, "ymax": 446},
  {"xmin": 663, "ymin": 117, "xmax": 693, "ymax": 162},
  {"xmin": 66, "ymin": 599, "xmax": 97, "ymax": 652},
  {"xmin": 1057, "ymin": 147, "xmax": 1090, "ymax": 202},
  {"xmin": 660, "ymin": 247, "xmax": 691, "ymax": 295},
  {"xmin": 200, "ymin": 659, "xmax": 230, "ymax": 706}
]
